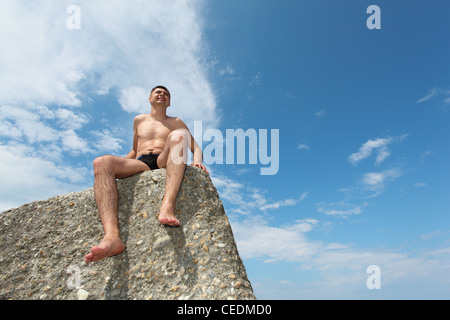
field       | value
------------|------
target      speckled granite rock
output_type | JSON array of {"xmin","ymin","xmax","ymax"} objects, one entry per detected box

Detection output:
[{"xmin": 0, "ymin": 166, "xmax": 255, "ymax": 300}]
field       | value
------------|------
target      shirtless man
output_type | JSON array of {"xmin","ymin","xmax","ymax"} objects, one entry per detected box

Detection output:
[{"xmin": 85, "ymin": 85, "xmax": 208, "ymax": 263}]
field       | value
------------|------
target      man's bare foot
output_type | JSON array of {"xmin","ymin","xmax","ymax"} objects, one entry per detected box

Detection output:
[
  {"xmin": 158, "ymin": 202, "xmax": 180, "ymax": 227},
  {"xmin": 85, "ymin": 236, "xmax": 126, "ymax": 263}
]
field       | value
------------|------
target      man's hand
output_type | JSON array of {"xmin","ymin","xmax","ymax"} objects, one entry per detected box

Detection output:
[{"xmin": 191, "ymin": 163, "xmax": 209, "ymax": 175}]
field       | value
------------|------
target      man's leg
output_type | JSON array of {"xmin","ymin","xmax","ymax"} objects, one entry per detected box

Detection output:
[
  {"xmin": 156, "ymin": 130, "xmax": 189, "ymax": 226},
  {"xmin": 85, "ymin": 156, "xmax": 149, "ymax": 262}
]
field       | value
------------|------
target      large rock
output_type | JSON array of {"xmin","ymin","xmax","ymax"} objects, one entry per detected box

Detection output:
[{"xmin": 0, "ymin": 166, "xmax": 255, "ymax": 300}]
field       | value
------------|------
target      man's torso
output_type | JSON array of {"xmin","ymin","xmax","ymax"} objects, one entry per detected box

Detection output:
[{"xmin": 135, "ymin": 114, "xmax": 182, "ymax": 157}]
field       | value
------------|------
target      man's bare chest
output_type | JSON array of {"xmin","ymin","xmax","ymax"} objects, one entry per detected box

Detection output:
[{"xmin": 137, "ymin": 120, "xmax": 172, "ymax": 141}]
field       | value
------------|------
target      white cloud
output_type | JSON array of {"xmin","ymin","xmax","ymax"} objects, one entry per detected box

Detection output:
[
  {"xmin": 417, "ymin": 87, "xmax": 441, "ymax": 103},
  {"xmin": 91, "ymin": 129, "xmax": 124, "ymax": 153},
  {"xmin": 230, "ymin": 216, "xmax": 321, "ymax": 263},
  {"xmin": 249, "ymin": 72, "xmax": 262, "ymax": 87},
  {"xmin": 260, "ymin": 192, "xmax": 308, "ymax": 211},
  {"xmin": 259, "ymin": 199, "xmax": 297, "ymax": 211},
  {"xmin": 0, "ymin": 105, "xmax": 59, "ymax": 143},
  {"xmin": 59, "ymin": 129, "xmax": 92, "ymax": 154},
  {"xmin": 414, "ymin": 182, "xmax": 427, "ymax": 188},
  {"xmin": 213, "ymin": 171, "xmax": 308, "ymax": 215},
  {"xmin": 362, "ymin": 168, "xmax": 402, "ymax": 191},
  {"xmin": 421, "ymin": 230, "xmax": 443, "ymax": 241},
  {"xmin": 348, "ymin": 134, "xmax": 408, "ymax": 166},
  {"xmin": 348, "ymin": 137, "xmax": 392, "ymax": 165},
  {"xmin": 0, "ymin": 120, "xmax": 22, "ymax": 139},
  {"xmin": 119, "ymin": 87, "xmax": 150, "ymax": 114},
  {"xmin": 417, "ymin": 87, "xmax": 450, "ymax": 104},
  {"xmin": 0, "ymin": 1, "xmax": 83, "ymax": 107},
  {"xmin": 362, "ymin": 172, "xmax": 386, "ymax": 186},
  {"xmin": 211, "ymin": 174, "xmax": 246, "ymax": 206},
  {"xmin": 420, "ymin": 150, "xmax": 433, "ymax": 163},
  {"xmin": 54, "ymin": 108, "xmax": 89, "ymax": 130},
  {"xmin": 219, "ymin": 65, "xmax": 234, "ymax": 76},
  {"xmin": 297, "ymin": 144, "xmax": 310, "ymax": 151},
  {"xmin": 298, "ymin": 246, "xmax": 450, "ymax": 296},
  {"xmin": 0, "ymin": 143, "xmax": 90, "ymax": 212},
  {"xmin": 317, "ymin": 201, "xmax": 365, "ymax": 216},
  {"xmin": 314, "ymin": 109, "xmax": 325, "ymax": 118}
]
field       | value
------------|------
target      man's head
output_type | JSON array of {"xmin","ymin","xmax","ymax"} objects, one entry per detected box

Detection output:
[{"xmin": 149, "ymin": 85, "xmax": 171, "ymax": 106}]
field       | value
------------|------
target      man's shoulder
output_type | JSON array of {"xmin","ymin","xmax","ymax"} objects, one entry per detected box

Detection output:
[
  {"xmin": 132, "ymin": 114, "xmax": 148, "ymax": 130},
  {"xmin": 133, "ymin": 114, "xmax": 148, "ymax": 123},
  {"xmin": 167, "ymin": 115, "xmax": 183, "ymax": 122},
  {"xmin": 168, "ymin": 116, "xmax": 188, "ymax": 128},
  {"xmin": 134, "ymin": 114, "xmax": 148, "ymax": 120}
]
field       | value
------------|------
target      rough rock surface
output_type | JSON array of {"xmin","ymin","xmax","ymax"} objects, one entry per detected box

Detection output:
[{"xmin": 0, "ymin": 166, "xmax": 255, "ymax": 300}]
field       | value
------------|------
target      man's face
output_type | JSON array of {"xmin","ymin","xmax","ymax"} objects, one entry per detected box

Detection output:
[{"xmin": 149, "ymin": 88, "xmax": 170, "ymax": 107}]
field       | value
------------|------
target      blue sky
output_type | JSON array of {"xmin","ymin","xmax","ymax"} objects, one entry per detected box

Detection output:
[{"xmin": 1, "ymin": 0, "xmax": 449, "ymax": 299}]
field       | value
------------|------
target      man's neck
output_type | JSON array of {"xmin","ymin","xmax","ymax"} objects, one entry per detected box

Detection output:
[{"xmin": 150, "ymin": 106, "xmax": 169, "ymax": 121}]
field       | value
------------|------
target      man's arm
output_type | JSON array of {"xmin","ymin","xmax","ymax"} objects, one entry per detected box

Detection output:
[
  {"xmin": 125, "ymin": 116, "xmax": 139, "ymax": 159},
  {"xmin": 190, "ymin": 137, "xmax": 208, "ymax": 174},
  {"xmin": 176, "ymin": 118, "xmax": 209, "ymax": 174}
]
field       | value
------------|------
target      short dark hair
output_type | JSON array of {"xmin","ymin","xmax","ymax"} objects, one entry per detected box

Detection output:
[{"xmin": 150, "ymin": 85, "xmax": 171, "ymax": 100}]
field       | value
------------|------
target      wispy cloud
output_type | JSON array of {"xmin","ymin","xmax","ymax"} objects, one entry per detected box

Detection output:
[
  {"xmin": 417, "ymin": 87, "xmax": 450, "ymax": 104},
  {"xmin": 212, "ymin": 172, "xmax": 307, "ymax": 215},
  {"xmin": 249, "ymin": 72, "xmax": 262, "ymax": 87},
  {"xmin": 260, "ymin": 192, "xmax": 308, "ymax": 211},
  {"xmin": 314, "ymin": 109, "xmax": 326, "ymax": 118},
  {"xmin": 339, "ymin": 168, "xmax": 404, "ymax": 200},
  {"xmin": 413, "ymin": 182, "xmax": 427, "ymax": 188},
  {"xmin": 297, "ymin": 144, "xmax": 310, "ymax": 151},
  {"xmin": 0, "ymin": 105, "xmax": 59, "ymax": 144},
  {"xmin": 0, "ymin": 143, "xmax": 90, "ymax": 212},
  {"xmin": 118, "ymin": 87, "xmax": 151, "ymax": 114},
  {"xmin": 230, "ymin": 216, "xmax": 321, "ymax": 263},
  {"xmin": 417, "ymin": 87, "xmax": 441, "ymax": 103},
  {"xmin": 348, "ymin": 134, "xmax": 408, "ymax": 166},
  {"xmin": 60, "ymin": 129, "xmax": 93, "ymax": 154},
  {"xmin": 219, "ymin": 65, "xmax": 235, "ymax": 76},
  {"xmin": 421, "ymin": 230, "xmax": 444, "ymax": 241},
  {"xmin": 349, "ymin": 137, "xmax": 392, "ymax": 165},
  {"xmin": 317, "ymin": 201, "xmax": 366, "ymax": 216},
  {"xmin": 91, "ymin": 130, "xmax": 125, "ymax": 154},
  {"xmin": 210, "ymin": 173, "xmax": 246, "ymax": 207},
  {"xmin": 362, "ymin": 168, "xmax": 402, "ymax": 188}
]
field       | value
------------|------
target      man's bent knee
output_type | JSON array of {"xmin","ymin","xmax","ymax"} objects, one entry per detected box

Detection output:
[
  {"xmin": 93, "ymin": 155, "xmax": 114, "ymax": 176},
  {"xmin": 168, "ymin": 129, "xmax": 190, "ymax": 144},
  {"xmin": 167, "ymin": 129, "xmax": 190, "ymax": 165}
]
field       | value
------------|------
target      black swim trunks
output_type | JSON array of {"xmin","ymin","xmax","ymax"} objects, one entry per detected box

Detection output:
[{"xmin": 138, "ymin": 152, "xmax": 160, "ymax": 170}]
